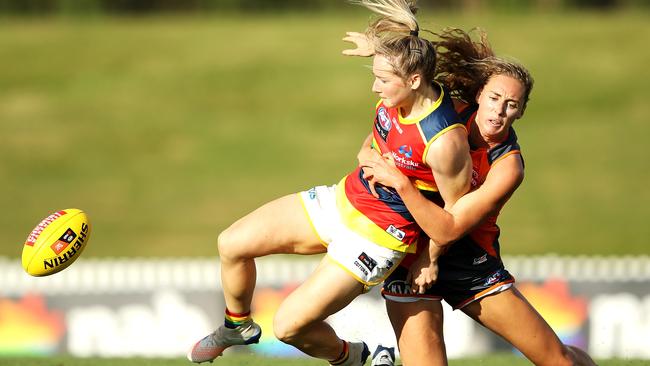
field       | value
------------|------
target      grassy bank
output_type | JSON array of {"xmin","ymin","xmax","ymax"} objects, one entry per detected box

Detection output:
[{"xmin": 2, "ymin": 11, "xmax": 648, "ymax": 257}]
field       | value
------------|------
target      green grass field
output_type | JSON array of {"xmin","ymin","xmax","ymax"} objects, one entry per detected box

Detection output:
[
  {"xmin": 0, "ymin": 354, "xmax": 647, "ymax": 366},
  {"xmin": 1, "ymin": 10, "xmax": 649, "ymax": 258}
]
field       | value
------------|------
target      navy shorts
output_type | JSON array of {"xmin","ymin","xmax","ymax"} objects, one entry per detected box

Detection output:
[{"xmin": 381, "ymin": 236, "xmax": 515, "ymax": 309}]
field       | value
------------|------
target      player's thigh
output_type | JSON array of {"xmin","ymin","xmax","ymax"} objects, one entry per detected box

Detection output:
[
  {"xmin": 219, "ymin": 193, "xmax": 325, "ymax": 258},
  {"xmin": 274, "ymin": 257, "xmax": 363, "ymax": 335},
  {"xmin": 461, "ymin": 287, "xmax": 567, "ymax": 365},
  {"xmin": 386, "ymin": 300, "xmax": 447, "ymax": 366}
]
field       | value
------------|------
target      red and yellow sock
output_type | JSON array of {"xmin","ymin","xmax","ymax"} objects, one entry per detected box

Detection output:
[{"xmin": 224, "ymin": 308, "xmax": 251, "ymax": 329}]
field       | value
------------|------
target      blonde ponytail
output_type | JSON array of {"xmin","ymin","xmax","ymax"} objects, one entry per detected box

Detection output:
[
  {"xmin": 353, "ymin": 0, "xmax": 436, "ymax": 84},
  {"xmin": 354, "ymin": 0, "xmax": 419, "ymax": 35}
]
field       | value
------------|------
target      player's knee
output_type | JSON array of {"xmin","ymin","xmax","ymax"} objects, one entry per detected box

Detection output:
[
  {"xmin": 217, "ymin": 224, "xmax": 249, "ymax": 261},
  {"xmin": 272, "ymin": 314, "xmax": 301, "ymax": 346},
  {"xmin": 397, "ymin": 333, "xmax": 445, "ymax": 364},
  {"xmin": 216, "ymin": 229, "xmax": 234, "ymax": 259}
]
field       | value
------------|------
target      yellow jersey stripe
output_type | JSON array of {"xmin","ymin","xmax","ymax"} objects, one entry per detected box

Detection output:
[
  {"xmin": 335, "ymin": 177, "xmax": 415, "ymax": 253},
  {"xmin": 421, "ymin": 123, "xmax": 467, "ymax": 165}
]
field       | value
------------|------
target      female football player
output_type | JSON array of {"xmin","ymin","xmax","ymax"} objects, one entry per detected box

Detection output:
[
  {"xmin": 187, "ymin": 1, "xmax": 473, "ymax": 365},
  {"xmin": 356, "ymin": 26, "xmax": 596, "ymax": 366}
]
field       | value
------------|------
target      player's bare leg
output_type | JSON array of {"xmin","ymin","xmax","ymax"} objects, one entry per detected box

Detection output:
[
  {"xmin": 218, "ymin": 193, "xmax": 326, "ymax": 314},
  {"xmin": 188, "ymin": 194, "xmax": 326, "ymax": 363},
  {"xmin": 273, "ymin": 256, "xmax": 370, "ymax": 365},
  {"xmin": 462, "ymin": 287, "xmax": 596, "ymax": 366},
  {"xmin": 386, "ymin": 299, "xmax": 447, "ymax": 366}
]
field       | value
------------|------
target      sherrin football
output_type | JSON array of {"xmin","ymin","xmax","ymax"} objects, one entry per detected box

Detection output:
[{"xmin": 22, "ymin": 208, "xmax": 91, "ymax": 276}]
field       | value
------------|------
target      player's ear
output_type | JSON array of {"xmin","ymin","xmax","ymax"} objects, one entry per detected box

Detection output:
[
  {"xmin": 408, "ymin": 73, "xmax": 421, "ymax": 90},
  {"xmin": 475, "ymin": 87, "xmax": 484, "ymax": 104},
  {"xmin": 516, "ymin": 106, "xmax": 526, "ymax": 120}
]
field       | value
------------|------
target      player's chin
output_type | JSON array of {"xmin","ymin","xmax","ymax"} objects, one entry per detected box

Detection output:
[
  {"xmin": 381, "ymin": 98, "xmax": 395, "ymax": 108},
  {"xmin": 482, "ymin": 123, "xmax": 506, "ymax": 137}
]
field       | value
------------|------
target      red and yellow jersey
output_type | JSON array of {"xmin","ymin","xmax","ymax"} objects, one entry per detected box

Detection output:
[
  {"xmin": 336, "ymin": 84, "xmax": 465, "ymax": 253},
  {"xmin": 459, "ymin": 104, "xmax": 523, "ymax": 257}
]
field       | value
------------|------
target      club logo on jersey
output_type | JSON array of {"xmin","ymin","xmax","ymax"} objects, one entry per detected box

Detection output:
[
  {"xmin": 386, "ymin": 225, "xmax": 406, "ymax": 241},
  {"xmin": 307, "ymin": 187, "xmax": 317, "ymax": 200},
  {"xmin": 50, "ymin": 228, "xmax": 76, "ymax": 255},
  {"xmin": 375, "ymin": 107, "xmax": 391, "ymax": 141}
]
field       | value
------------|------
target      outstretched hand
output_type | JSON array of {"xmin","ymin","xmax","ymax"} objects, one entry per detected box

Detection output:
[{"xmin": 342, "ymin": 31, "xmax": 375, "ymax": 57}]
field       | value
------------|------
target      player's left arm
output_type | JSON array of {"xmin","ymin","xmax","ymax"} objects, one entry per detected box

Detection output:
[
  {"xmin": 364, "ymin": 138, "xmax": 524, "ymax": 246},
  {"xmin": 402, "ymin": 153, "xmax": 523, "ymax": 292},
  {"xmin": 421, "ymin": 153, "xmax": 524, "ymax": 247}
]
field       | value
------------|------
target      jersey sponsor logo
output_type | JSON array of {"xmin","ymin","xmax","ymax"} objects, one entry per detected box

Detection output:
[
  {"xmin": 390, "ymin": 151, "xmax": 420, "ymax": 171},
  {"xmin": 357, "ymin": 252, "xmax": 378, "ymax": 272},
  {"xmin": 375, "ymin": 107, "xmax": 391, "ymax": 141},
  {"xmin": 386, "ymin": 225, "xmax": 406, "ymax": 241}
]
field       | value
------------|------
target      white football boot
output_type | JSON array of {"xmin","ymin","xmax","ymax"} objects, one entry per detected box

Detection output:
[
  {"xmin": 371, "ymin": 344, "xmax": 396, "ymax": 366},
  {"xmin": 187, "ymin": 321, "xmax": 262, "ymax": 363}
]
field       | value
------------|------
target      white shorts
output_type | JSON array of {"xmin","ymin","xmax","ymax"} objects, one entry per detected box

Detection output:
[{"xmin": 299, "ymin": 184, "xmax": 405, "ymax": 287}]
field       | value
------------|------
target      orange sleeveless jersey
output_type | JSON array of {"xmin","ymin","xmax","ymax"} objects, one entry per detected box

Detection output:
[
  {"xmin": 455, "ymin": 104, "xmax": 523, "ymax": 257},
  {"xmin": 336, "ymin": 84, "xmax": 465, "ymax": 253}
]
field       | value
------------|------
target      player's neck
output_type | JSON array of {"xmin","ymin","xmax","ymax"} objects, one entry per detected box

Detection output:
[{"xmin": 399, "ymin": 84, "xmax": 439, "ymax": 120}]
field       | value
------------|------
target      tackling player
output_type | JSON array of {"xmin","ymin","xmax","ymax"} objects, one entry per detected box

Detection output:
[{"xmin": 359, "ymin": 27, "xmax": 596, "ymax": 366}]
